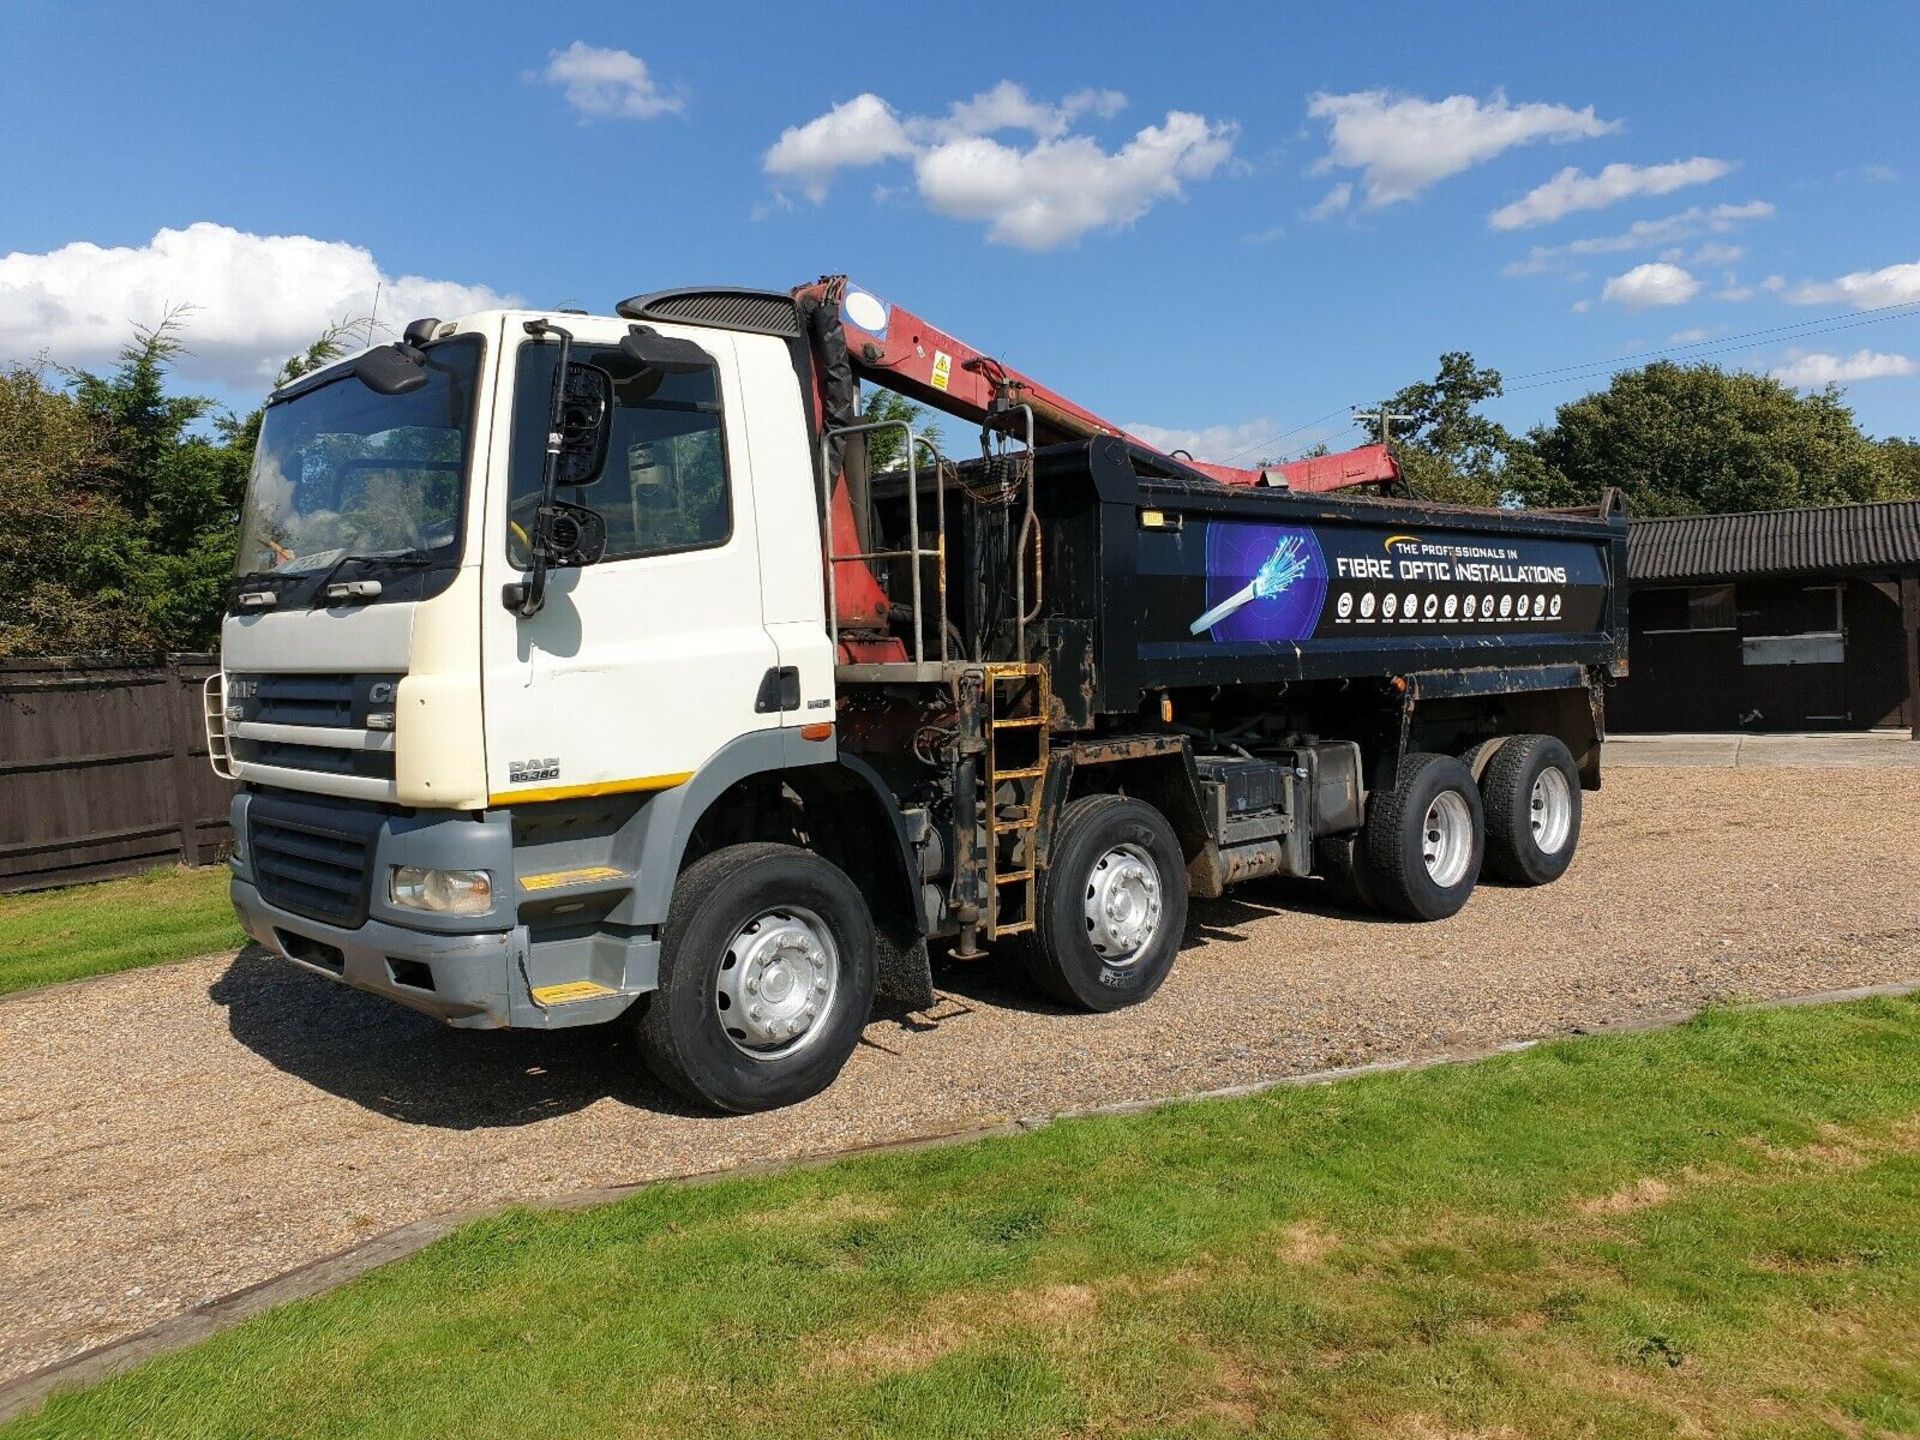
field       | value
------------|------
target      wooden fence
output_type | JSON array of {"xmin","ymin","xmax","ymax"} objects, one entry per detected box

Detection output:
[{"xmin": 0, "ymin": 655, "xmax": 234, "ymax": 893}]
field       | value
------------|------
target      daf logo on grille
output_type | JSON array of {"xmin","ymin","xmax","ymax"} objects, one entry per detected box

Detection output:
[{"xmin": 368, "ymin": 682, "xmax": 396, "ymax": 703}]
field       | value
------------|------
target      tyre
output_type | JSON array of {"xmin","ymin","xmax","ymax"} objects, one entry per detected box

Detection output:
[
  {"xmin": 1314, "ymin": 832, "xmax": 1381, "ymax": 913},
  {"xmin": 1361, "ymin": 752, "xmax": 1484, "ymax": 920},
  {"xmin": 1480, "ymin": 734, "xmax": 1581, "ymax": 885},
  {"xmin": 637, "ymin": 842, "xmax": 876, "ymax": 1113},
  {"xmin": 1029, "ymin": 794, "xmax": 1188, "ymax": 1011}
]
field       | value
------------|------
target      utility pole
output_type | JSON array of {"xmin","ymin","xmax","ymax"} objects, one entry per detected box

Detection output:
[{"xmin": 1353, "ymin": 402, "xmax": 1415, "ymax": 447}]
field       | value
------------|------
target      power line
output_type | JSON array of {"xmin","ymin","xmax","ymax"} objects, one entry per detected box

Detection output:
[
  {"xmin": 1505, "ymin": 301, "xmax": 1920, "ymax": 394},
  {"xmin": 1219, "ymin": 296, "xmax": 1920, "ymax": 461},
  {"xmin": 1217, "ymin": 404, "xmax": 1356, "ymax": 465}
]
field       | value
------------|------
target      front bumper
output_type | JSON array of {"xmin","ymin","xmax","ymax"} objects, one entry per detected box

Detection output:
[
  {"xmin": 232, "ymin": 876, "xmax": 524, "ymax": 1028},
  {"xmin": 230, "ymin": 788, "xmax": 654, "ymax": 1030}
]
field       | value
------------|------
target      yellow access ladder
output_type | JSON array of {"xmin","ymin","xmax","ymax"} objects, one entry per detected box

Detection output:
[{"xmin": 982, "ymin": 663, "xmax": 1050, "ymax": 938}]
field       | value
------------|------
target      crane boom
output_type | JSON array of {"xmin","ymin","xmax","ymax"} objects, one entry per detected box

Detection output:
[{"xmin": 789, "ymin": 275, "xmax": 1401, "ymax": 494}]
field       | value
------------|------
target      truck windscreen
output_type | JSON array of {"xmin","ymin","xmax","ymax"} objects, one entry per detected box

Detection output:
[{"xmin": 234, "ymin": 336, "xmax": 483, "ymax": 600}]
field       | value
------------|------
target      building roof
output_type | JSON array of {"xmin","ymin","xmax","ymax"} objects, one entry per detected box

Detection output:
[{"xmin": 1628, "ymin": 500, "xmax": 1920, "ymax": 584}]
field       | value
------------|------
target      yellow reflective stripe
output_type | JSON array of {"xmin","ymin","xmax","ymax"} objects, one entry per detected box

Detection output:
[
  {"xmin": 519, "ymin": 865, "xmax": 628, "ymax": 893},
  {"xmin": 530, "ymin": 980, "xmax": 617, "ymax": 1005},
  {"xmin": 489, "ymin": 771, "xmax": 693, "ymax": 806}
]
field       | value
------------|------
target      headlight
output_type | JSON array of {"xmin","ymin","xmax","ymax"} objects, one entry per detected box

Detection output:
[{"xmin": 389, "ymin": 866, "xmax": 493, "ymax": 915}]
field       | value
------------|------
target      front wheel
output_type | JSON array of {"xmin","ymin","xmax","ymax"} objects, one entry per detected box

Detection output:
[
  {"xmin": 637, "ymin": 843, "xmax": 875, "ymax": 1113},
  {"xmin": 1028, "ymin": 794, "xmax": 1188, "ymax": 1011}
]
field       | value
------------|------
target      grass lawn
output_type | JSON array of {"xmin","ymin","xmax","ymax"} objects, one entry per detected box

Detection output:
[
  {"xmin": 10, "ymin": 997, "xmax": 1920, "ymax": 1439},
  {"xmin": 0, "ymin": 865, "xmax": 243, "ymax": 997}
]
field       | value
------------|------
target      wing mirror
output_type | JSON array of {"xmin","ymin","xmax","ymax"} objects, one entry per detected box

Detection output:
[
  {"xmin": 351, "ymin": 344, "xmax": 429, "ymax": 396},
  {"xmin": 619, "ymin": 324, "xmax": 710, "ymax": 373}
]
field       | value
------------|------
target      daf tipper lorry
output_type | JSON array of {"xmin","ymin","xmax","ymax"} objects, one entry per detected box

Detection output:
[{"xmin": 210, "ymin": 277, "xmax": 1628, "ymax": 1112}]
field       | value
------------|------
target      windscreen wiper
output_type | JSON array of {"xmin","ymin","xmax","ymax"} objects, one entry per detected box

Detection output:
[{"xmin": 308, "ymin": 550, "xmax": 436, "ymax": 606}]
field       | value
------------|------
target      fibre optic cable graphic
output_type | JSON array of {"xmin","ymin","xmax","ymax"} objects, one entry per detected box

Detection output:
[{"xmin": 1190, "ymin": 533, "xmax": 1310, "ymax": 634}]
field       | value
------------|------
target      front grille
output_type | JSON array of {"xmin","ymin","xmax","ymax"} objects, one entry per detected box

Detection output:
[
  {"xmin": 250, "ymin": 673, "xmax": 357, "ymax": 726},
  {"xmin": 233, "ymin": 739, "xmax": 395, "ymax": 780},
  {"xmin": 225, "ymin": 672, "xmax": 404, "ymax": 789},
  {"xmin": 249, "ymin": 796, "xmax": 383, "ymax": 927}
]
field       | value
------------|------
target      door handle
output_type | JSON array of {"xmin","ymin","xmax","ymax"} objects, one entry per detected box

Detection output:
[{"xmin": 754, "ymin": 666, "xmax": 802, "ymax": 713}]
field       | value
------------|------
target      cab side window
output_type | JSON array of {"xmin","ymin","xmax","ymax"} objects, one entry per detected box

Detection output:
[{"xmin": 508, "ymin": 341, "xmax": 731, "ymax": 560}]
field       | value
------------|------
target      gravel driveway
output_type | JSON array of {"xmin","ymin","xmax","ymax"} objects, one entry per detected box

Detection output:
[{"xmin": 5, "ymin": 766, "xmax": 1918, "ymax": 1384}]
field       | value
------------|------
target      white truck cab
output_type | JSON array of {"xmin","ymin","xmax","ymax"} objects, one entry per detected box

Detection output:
[{"xmin": 218, "ymin": 310, "xmax": 858, "ymax": 1094}]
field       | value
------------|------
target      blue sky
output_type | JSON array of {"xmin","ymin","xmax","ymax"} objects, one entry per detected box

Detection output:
[{"xmin": 3, "ymin": 0, "xmax": 1917, "ymax": 459}]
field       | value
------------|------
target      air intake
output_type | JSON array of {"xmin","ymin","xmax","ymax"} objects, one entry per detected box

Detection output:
[{"xmin": 615, "ymin": 287, "xmax": 803, "ymax": 338}]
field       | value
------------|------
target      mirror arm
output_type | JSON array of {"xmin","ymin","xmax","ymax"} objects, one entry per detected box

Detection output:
[{"xmin": 513, "ymin": 319, "xmax": 576, "ymax": 618}]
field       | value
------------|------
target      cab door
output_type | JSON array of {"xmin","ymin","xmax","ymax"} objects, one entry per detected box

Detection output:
[{"xmin": 479, "ymin": 317, "xmax": 779, "ymax": 804}]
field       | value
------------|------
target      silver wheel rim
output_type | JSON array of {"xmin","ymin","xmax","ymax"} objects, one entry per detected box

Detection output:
[
  {"xmin": 1530, "ymin": 766, "xmax": 1574, "ymax": 855},
  {"xmin": 1083, "ymin": 843, "xmax": 1163, "ymax": 965},
  {"xmin": 714, "ymin": 905, "xmax": 839, "ymax": 1059},
  {"xmin": 1422, "ymin": 791, "xmax": 1475, "ymax": 889}
]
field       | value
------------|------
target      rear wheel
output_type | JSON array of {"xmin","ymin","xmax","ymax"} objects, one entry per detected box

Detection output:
[
  {"xmin": 1361, "ymin": 753, "xmax": 1484, "ymax": 920},
  {"xmin": 637, "ymin": 842, "xmax": 875, "ymax": 1113},
  {"xmin": 1481, "ymin": 734, "xmax": 1582, "ymax": 885},
  {"xmin": 1028, "ymin": 794, "xmax": 1187, "ymax": 1011}
]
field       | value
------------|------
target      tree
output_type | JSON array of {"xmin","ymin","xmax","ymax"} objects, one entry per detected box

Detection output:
[
  {"xmin": 0, "ymin": 360, "xmax": 152, "ymax": 656},
  {"xmin": 859, "ymin": 385, "xmax": 939, "ymax": 472},
  {"xmin": 1881, "ymin": 437, "xmax": 1920, "ymax": 500},
  {"xmin": 1378, "ymin": 351, "xmax": 1534, "ymax": 507},
  {"xmin": 1529, "ymin": 362, "xmax": 1895, "ymax": 516}
]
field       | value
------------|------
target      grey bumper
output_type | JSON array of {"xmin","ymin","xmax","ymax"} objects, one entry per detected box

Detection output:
[
  {"xmin": 232, "ymin": 878, "xmax": 645, "ymax": 1030},
  {"xmin": 232, "ymin": 876, "xmax": 522, "ymax": 1027}
]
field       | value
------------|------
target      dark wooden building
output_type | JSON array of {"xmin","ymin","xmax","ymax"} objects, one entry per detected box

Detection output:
[{"xmin": 1610, "ymin": 500, "xmax": 1920, "ymax": 736}]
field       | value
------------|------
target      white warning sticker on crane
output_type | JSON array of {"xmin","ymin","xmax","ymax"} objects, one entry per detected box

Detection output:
[{"xmin": 931, "ymin": 350, "xmax": 952, "ymax": 391}]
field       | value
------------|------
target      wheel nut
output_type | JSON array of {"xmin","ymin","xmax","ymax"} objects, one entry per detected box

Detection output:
[
  {"xmin": 749, "ymin": 1005, "xmax": 764, "ymax": 1022},
  {"xmin": 815, "ymin": 978, "xmax": 828, "ymax": 993}
]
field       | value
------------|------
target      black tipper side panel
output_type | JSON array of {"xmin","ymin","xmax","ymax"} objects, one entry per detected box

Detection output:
[{"xmin": 1030, "ymin": 437, "xmax": 1627, "ymax": 717}]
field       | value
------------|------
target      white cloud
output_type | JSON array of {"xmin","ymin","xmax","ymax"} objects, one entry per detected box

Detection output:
[
  {"xmin": 925, "ymin": 81, "xmax": 1128, "ymax": 141},
  {"xmin": 0, "ymin": 222, "xmax": 518, "ymax": 388},
  {"xmin": 1063, "ymin": 88, "xmax": 1128, "ymax": 121},
  {"xmin": 1307, "ymin": 89, "xmax": 1617, "ymax": 208},
  {"xmin": 1718, "ymin": 282, "xmax": 1755, "ymax": 301},
  {"xmin": 1861, "ymin": 163, "xmax": 1898, "ymax": 183},
  {"xmin": 1503, "ymin": 200, "xmax": 1773, "ymax": 275},
  {"xmin": 1490, "ymin": 157, "xmax": 1733, "ymax": 230},
  {"xmin": 1785, "ymin": 259, "xmax": 1920, "ymax": 309},
  {"xmin": 1308, "ymin": 182, "xmax": 1353, "ymax": 220},
  {"xmin": 763, "ymin": 94, "xmax": 917, "ymax": 201},
  {"xmin": 1691, "ymin": 241, "xmax": 1743, "ymax": 265},
  {"xmin": 1123, "ymin": 417, "xmax": 1316, "ymax": 465},
  {"xmin": 1570, "ymin": 298, "xmax": 1593, "ymax": 314},
  {"xmin": 1667, "ymin": 326, "xmax": 1715, "ymax": 344},
  {"xmin": 536, "ymin": 42, "xmax": 684, "ymax": 121},
  {"xmin": 1601, "ymin": 262, "xmax": 1701, "ymax": 309},
  {"xmin": 1771, "ymin": 348, "xmax": 1916, "ymax": 387},
  {"xmin": 764, "ymin": 85, "xmax": 1236, "ymax": 248}
]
